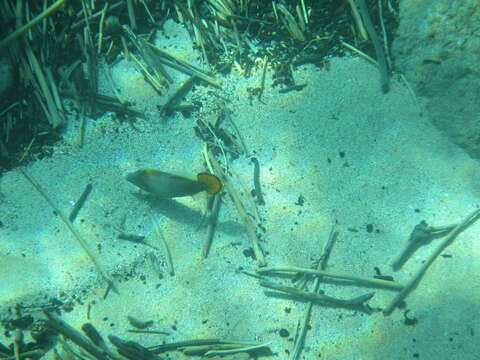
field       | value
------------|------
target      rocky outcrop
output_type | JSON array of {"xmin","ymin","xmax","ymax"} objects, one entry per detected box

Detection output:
[{"xmin": 393, "ymin": 0, "xmax": 480, "ymax": 158}]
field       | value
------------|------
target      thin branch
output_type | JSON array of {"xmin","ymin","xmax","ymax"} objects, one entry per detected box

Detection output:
[
  {"xmin": 0, "ymin": 0, "xmax": 66, "ymax": 49},
  {"xmin": 258, "ymin": 266, "xmax": 404, "ymax": 290},
  {"xmin": 384, "ymin": 208, "xmax": 480, "ymax": 315},
  {"xmin": 207, "ymin": 148, "xmax": 266, "ymax": 266},
  {"xmin": 19, "ymin": 168, "xmax": 118, "ymax": 293},
  {"xmin": 151, "ymin": 215, "xmax": 174, "ymax": 276}
]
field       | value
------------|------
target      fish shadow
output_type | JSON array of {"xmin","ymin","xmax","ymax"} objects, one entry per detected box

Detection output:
[{"xmin": 133, "ymin": 193, "xmax": 244, "ymax": 236}]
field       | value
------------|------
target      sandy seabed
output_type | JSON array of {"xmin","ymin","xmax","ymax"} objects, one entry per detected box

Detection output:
[{"xmin": 1, "ymin": 33, "xmax": 479, "ymax": 360}]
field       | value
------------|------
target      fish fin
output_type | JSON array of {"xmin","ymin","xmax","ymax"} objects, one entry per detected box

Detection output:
[
  {"xmin": 142, "ymin": 168, "xmax": 163, "ymax": 176},
  {"xmin": 197, "ymin": 173, "xmax": 222, "ymax": 195}
]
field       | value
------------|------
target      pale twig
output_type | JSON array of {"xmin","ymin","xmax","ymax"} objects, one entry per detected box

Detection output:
[
  {"xmin": 0, "ymin": 0, "xmax": 65, "ymax": 49},
  {"xmin": 229, "ymin": 167, "xmax": 261, "ymax": 223},
  {"xmin": 272, "ymin": 1, "xmax": 279, "ymax": 23},
  {"xmin": 45, "ymin": 67, "xmax": 64, "ymax": 118},
  {"xmin": 146, "ymin": 43, "xmax": 220, "ymax": 87},
  {"xmin": 25, "ymin": 43, "xmax": 64, "ymax": 128},
  {"xmin": 150, "ymin": 339, "xmax": 260, "ymax": 353},
  {"xmin": 207, "ymin": 149, "xmax": 266, "ymax": 266},
  {"xmin": 202, "ymin": 143, "xmax": 214, "ymax": 173},
  {"xmin": 295, "ymin": 5, "xmax": 305, "ymax": 32},
  {"xmin": 97, "ymin": 2, "xmax": 108, "ymax": 54},
  {"xmin": 140, "ymin": 0, "xmax": 155, "ymax": 23},
  {"xmin": 103, "ymin": 62, "xmax": 125, "ymax": 104},
  {"xmin": 300, "ymin": 0, "xmax": 308, "ymax": 24},
  {"xmin": 346, "ymin": 0, "xmax": 368, "ymax": 40},
  {"xmin": 378, "ymin": 0, "xmax": 392, "ymax": 70},
  {"xmin": 198, "ymin": 118, "xmax": 228, "ymax": 166},
  {"xmin": 122, "ymin": 27, "xmax": 171, "ymax": 87},
  {"xmin": 192, "ymin": 22, "xmax": 209, "ymax": 65},
  {"xmin": 19, "ymin": 137, "xmax": 36, "ymax": 163},
  {"xmin": 151, "ymin": 215, "xmax": 175, "ymax": 276},
  {"xmin": 276, "ymin": 3, "xmax": 305, "ymax": 41},
  {"xmin": 205, "ymin": 342, "xmax": 271, "ymax": 356},
  {"xmin": 290, "ymin": 226, "xmax": 336, "ymax": 360},
  {"xmin": 0, "ymin": 102, "xmax": 21, "ymax": 118},
  {"xmin": 384, "ymin": 208, "xmax": 480, "ymax": 315},
  {"xmin": 340, "ymin": 40, "xmax": 377, "ymax": 65},
  {"xmin": 260, "ymin": 280, "xmax": 374, "ymax": 307},
  {"xmin": 129, "ymin": 53, "xmax": 165, "ymax": 93},
  {"xmin": 223, "ymin": 109, "xmax": 248, "ymax": 155},
  {"xmin": 19, "ymin": 168, "xmax": 118, "ymax": 293},
  {"xmin": 126, "ymin": 0, "xmax": 137, "ymax": 30},
  {"xmin": 257, "ymin": 55, "xmax": 268, "ymax": 101},
  {"xmin": 45, "ymin": 312, "xmax": 108, "ymax": 360},
  {"xmin": 72, "ymin": 1, "xmax": 124, "ymax": 30},
  {"xmin": 399, "ymin": 74, "xmax": 420, "ymax": 107},
  {"xmin": 258, "ymin": 266, "xmax": 404, "ymax": 290},
  {"xmin": 391, "ymin": 221, "xmax": 455, "ymax": 271},
  {"xmin": 202, "ymin": 193, "xmax": 222, "ymax": 258},
  {"xmin": 357, "ymin": 0, "xmax": 390, "ymax": 92}
]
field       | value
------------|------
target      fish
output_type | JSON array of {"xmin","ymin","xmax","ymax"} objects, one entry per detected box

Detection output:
[{"xmin": 126, "ymin": 169, "xmax": 222, "ymax": 198}]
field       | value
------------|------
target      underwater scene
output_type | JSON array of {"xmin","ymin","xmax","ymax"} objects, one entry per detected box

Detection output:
[{"xmin": 0, "ymin": 0, "xmax": 479, "ymax": 359}]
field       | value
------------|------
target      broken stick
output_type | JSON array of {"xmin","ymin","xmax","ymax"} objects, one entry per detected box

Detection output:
[
  {"xmin": 384, "ymin": 208, "xmax": 480, "ymax": 315},
  {"xmin": 207, "ymin": 148, "xmax": 266, "ymax": 266}
]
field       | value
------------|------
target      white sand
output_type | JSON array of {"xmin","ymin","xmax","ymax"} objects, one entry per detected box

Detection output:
[{"xmin": 1, "ymin": 33, "xmax": 479, "ymax": 359}]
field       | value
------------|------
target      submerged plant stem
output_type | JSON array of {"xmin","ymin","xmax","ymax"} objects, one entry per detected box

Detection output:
[{"xmin": 19, "ymin": 168, "xmax": 118, "ymax": 294}]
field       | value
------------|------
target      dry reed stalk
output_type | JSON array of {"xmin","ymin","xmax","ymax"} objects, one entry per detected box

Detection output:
[
  {"xmin": 151, "ymin": 215, "xmax": 175, "ymax": 276},
  {"xmin": 25, "ymin": 43, "xmax": 64, "ymax": 128},
  {"xmin": 383, "ymin": 209, "xmax": 480, "ymax": 315},
  {"xmin": 207, "ymin": 148, "xmax": 266, "ymax": 266},
  {"xmin": 258, "ymin": 266, "xmax": 404, "ymax": 291},
  {"xmin": 19, "ymin": 168, "xmax": 118, "ymax": 293},
  {"xmin": 0, "ymin": 0, "xmax": 65, "ymax": 49}
]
